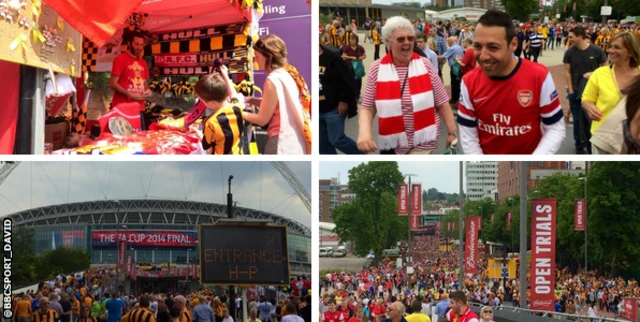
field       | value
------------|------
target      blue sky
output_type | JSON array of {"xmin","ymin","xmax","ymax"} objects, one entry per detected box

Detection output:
[{"xmin": 0, "ymin": 162, "xmax": 310, "ymax": 228}]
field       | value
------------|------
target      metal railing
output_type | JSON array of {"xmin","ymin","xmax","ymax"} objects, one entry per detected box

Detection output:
[{"xmin": 469, "ymin": 302, "xmax": 631, "ymax": 322}]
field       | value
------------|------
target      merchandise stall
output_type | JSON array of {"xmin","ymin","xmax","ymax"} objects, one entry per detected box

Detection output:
[{"xmin": 0, "ymin": 0, "xmax": 291, "ymax": 154}]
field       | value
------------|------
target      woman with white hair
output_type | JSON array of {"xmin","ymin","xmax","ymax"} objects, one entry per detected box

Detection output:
[
  {"xmin": 357, "ymin": 16, "xmax": 457, "ymax": 154},
  {"xmin": 479, "ymin": 306, "xmax": 495, "ymax": 322}
]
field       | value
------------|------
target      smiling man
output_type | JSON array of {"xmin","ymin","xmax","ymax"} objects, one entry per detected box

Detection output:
[{"xmin": 456, "ymin": 9, "xmax": 565, "ymax": 154}]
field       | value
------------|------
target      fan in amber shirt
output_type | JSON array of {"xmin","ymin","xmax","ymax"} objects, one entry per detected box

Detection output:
[{"xmin": 14, "ymin": 294, "xmax": 32, "ymax": 322}]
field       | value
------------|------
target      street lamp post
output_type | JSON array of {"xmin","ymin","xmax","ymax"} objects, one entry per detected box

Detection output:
[
  {"xmin": 458, "ymin": 162, "xmax": 464, "ymax": 289},
  {"xmin": 519, "ymin": 162, "xmax": 527, "ymax": 309},
  {"xmin": 579, "ymin": 175, "xmax": 588, "ymax": 271},
  {"xmin": 403, "ymin": 173, "xmax": 417, "ymax": 292}
]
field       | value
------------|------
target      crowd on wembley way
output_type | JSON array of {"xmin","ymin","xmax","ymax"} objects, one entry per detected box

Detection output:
[
  {"xmin": 319, "ymin": 235, "xmax": 640, "ymax": 322},
  {"xmin": 319, "ymin": 9, "xmax": 640, "ymax": 155},
  {"xmin": 10, "ymin": 267, "xmax": 312, "ymax": 322}
]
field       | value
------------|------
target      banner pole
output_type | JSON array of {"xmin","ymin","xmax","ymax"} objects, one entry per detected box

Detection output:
[{"xmin": 519, "ymin": 162, "xmax": 527, "ymax": 309}]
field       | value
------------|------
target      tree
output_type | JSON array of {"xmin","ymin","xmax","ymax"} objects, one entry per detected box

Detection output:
[
  {"xmin": 332, "ymin": 162, "xmax": 406, "ymax": 260},
  {"xmin": 587, "ymin": 162, "xmax": 640, "ymax": 276},
  {"xmin": 407, "ymin": 2, "xmax": 421, "ymax": 8},
  {"xmin": 13, "ymin": 228, "xmax": 37, "ymax": 286},
  {"xmin": 502, "ymin": 0, "xmax": 540, "ymax": 21},
  {"xmin": 35, "ymin": 247, "xmax": 91, "ymax": 280}
]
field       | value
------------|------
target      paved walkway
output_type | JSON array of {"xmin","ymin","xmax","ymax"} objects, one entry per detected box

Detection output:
[{"xmin": 341, "ymin": 31, "xmax": 579, "ymax": 154}]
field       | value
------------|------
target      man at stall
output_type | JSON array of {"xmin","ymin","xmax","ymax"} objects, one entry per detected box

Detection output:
[{"xmin": 109, "ymin": 32, "xmax": 151, "ymax": 129}]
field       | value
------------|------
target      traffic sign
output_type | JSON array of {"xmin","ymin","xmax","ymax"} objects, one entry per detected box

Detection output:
[{"xmin": 601, "ymin": 6, "xmax": 612, "ymax": 16}]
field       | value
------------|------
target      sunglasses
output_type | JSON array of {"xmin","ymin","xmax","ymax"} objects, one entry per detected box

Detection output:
[
  {"xmin": 483, "ymin": 311, "xmax": 493, "ymax": 314},
  {"xmin": 396, "ymin": 36, "xmax": 415, "ymax": 43}
]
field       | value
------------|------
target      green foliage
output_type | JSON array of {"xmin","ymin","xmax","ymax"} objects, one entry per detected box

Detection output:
[
  {"xmin": 422, "ymin": 187, "xmax": 462, "ymax": 205},
  {"xmin": 424, "ymin": 5, "xmax": 451, "ymax": 12},
  {"xmin": 587, "ymin": 162, "xmax": 640, "ymax": 276},
  {"xmin": 332, "ymin": 162, "xmax": 406, "ymax": 261},
  {"xmin": 88, "ymin": 72, "xmax": 112, "ymax": 92},
  {"xmin": 13, "ymin": 228, "xmax": 91, "ymax": 287},
  {"xmin": 13, "ymin": 228, "xmax": 37, "ymax": 286},
  {"xmin": 320, "ymin": 13, "xmax": 333, "ymax": 28},
  {"xmin": 407, "ymin": 2, "xmax": 421, "ymax": 8},
  {"xmin": 502, "ymin": 0, "xmax": 540, "ymax": 21}
]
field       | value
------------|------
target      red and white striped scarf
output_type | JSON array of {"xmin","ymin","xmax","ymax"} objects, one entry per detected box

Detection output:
[{"xmin": 375, "ymin": 51, "xmax": 437, "ymax": 150}]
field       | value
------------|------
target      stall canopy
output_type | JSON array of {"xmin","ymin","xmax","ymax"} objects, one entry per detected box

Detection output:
[{"xmin": 43, "ymin": 0, "xmax": 250, "ymax": 47}]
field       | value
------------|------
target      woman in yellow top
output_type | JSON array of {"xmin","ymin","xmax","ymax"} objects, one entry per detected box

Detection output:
[
  {"xmin": 372, "ymin": 24, "xmax": 381, "ymax": 60},
  {"xmin": 582, "ymin": 32, "xmax": 640, "ymax": 154}
]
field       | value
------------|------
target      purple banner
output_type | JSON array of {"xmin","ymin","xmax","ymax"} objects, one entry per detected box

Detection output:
[{"xmin": 253, "ymin": 0, "xmax": 311, "ymax": 92}]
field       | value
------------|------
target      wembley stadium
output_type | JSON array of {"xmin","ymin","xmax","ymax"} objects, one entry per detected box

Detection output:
[{"xmin": 1, "ymin": 161, "xmax": 311, "ymax": 294}]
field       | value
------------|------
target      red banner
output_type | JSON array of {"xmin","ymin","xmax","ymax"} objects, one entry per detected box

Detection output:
[
  {"xmin": 572, "ymin": 1, "xmax": 576, "ymax": 11},
  {"xmin": 410, "ymin": 214, "xmax": 420, "ymax": 231},
  {"xmin": 118, "ymin": 239, "xmax": 127, "ymax": 271},
  {"xmin": 92, "ymin": 231, "xmax": 197, "ymax": 248},
  {"xmin": 506, "ymin": 212, "xmax": 513, "ymax": 230},
  {"xmin": 574, "ymin": 199, "xmax": 585, "ymax": 231},
  {"xmin": 621, "ymin": 298, "xmax": 638, "ymax": 321},
  {"xmin": 530, "ymin": 199, "xmax": 557, "ymax": 312},
  {"xmin": 412, "ymin": 184, "xmax": 422, "ymax": 214},
  {"xmin": 452, "ymin": 222, "xmax": 455, "ymax": 231},
  {"xmin": 447, "ymin": 222, "xmax": 451, "ymax": 231},
  {"xmin": 564, "ymin": 5, "xmax": 566, "ymax": 12},
  {"xmin": 464, "ymin": 216, "xmax": 479, "ymax": 275},
  {"xmin": 126, "ymin": 255, "xmax": 132, "ymax": 276},
  {"xmin": 192, "ymin": 264, "xmax": 197, "ymax": 279},
  {"xmin": 398, "ymin": 184, "xmax": 408, "ymax": 215}
]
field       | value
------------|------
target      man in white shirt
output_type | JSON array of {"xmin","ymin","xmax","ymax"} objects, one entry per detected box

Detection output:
[{"xmin": 416, "ymin": 32, "xmax": 439, "ymax": 75}]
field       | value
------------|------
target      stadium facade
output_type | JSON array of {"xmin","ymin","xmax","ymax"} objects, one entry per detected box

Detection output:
[{"xmin": 9, "ymin": 199, "xmax": 311, "ymax": 292}]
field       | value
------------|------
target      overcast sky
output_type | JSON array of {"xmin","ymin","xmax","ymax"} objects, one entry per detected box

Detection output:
[
  {"xmin": 372, "ymin": 0, "xmax": 432, "ymax": 4},
  {"xmin": 0, "ymin": 162, "xmax": 310, "ymax": 228},
  {"xmin": 320, "ymin": 161, "xmax": 465, "ymax": 194}
]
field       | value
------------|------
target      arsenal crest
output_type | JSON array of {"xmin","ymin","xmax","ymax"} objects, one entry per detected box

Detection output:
[{"xmin": 518, "ymin": 90, "xmax": 533, "ymax": 108}]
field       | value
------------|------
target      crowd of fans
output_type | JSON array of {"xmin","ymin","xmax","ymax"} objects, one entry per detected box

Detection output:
[
  {"xmin": 319, "ymin": 10, "xmax": 640, "ymax": 155},
  {"xmin": 11, "ymin": 267, "xmax": 312, "ymax": 322},
  {"xmin": 319, "ymin": 235, "xmax": 640, "ymax": 321}
]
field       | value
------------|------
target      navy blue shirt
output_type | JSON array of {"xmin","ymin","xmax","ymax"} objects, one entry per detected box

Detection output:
[
  {"xmin": 516, "ymin": 31, "xmax": 526, "ymax": 50},
  {"xmin": 60, "ymin": 300, "xmax": 72, "ymax": 322}
]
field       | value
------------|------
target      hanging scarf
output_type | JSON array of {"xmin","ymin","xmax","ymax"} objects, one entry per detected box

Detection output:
[
  {"xmin": 375, "ymin": 51, "xmax": 437, "ymax": 150},
  {"xmin": 283, "ymin": 64, "xmax": 312, "ymax": 153}
]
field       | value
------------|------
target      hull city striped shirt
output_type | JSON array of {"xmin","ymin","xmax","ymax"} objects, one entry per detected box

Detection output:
[
  {"xmin": 30, "ymin": 309, "xmax": 59, "ymax": 322},
  {"xmin": 202, "ymin": 97, "xmax": 245, "ymax": 155}
]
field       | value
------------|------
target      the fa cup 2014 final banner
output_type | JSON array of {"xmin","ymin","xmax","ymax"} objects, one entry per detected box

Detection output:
[{"xmin": 530, "ymin": 199, "xmax": 557, "ymax": 311}]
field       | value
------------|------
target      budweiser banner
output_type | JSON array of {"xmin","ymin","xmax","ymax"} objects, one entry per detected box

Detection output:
[
  {"xmin": 412, "ymin": 184, "xmax": 422, "ymax": 214},
  {"xmin": 464, "ymin": 216, "xmax": 479, "ymax": 275},
  {"xmin": 530, "ymin": 199, "xmax": 557, "ymax": 311},
  {"xmin": 507, "ymin": 211, "xmax": 513, "ymax": 230},
  {"xmin": 398, "ymin": 184, "xmax": 408, "ymax": 215},
  {"xmin": 118, "ymin": 238, "xmax": 127, "ymax": 271},
  {"xmin": 621, "ymin": 298, "xmax": 639, "ymax": 321},
  {"xmin": 575, "ymin": 199, "xmax": 585, "ymax": 231},
  {"xmin": 126, "ymin": 255, "xmax": 132, "ymax": 276},
  {"xmin": 410, "ymin": 213, "xmax": 420, "ymax": 231}
]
